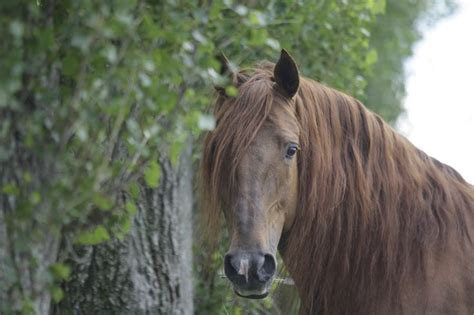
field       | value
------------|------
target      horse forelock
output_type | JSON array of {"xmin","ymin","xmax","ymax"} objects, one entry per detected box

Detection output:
[{"xmin": 200, "ymin": 65, "xmax": 285, "ymax": 244}]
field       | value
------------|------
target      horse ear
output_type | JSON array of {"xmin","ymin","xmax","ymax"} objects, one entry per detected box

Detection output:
[
  {"xmin": 214, "ymin": 53, "xmax": 246, "ymax": 96},
  {"xmin": 217, "ymin": 52, "xmax": 232, "ymax": 76},
  {"xmin": 274, "ymin": 49, "xmax": 299, "ymax": 98},
  {"xmin": 214, "ymin": 53, "xmax": 235, "ymax": 96}
]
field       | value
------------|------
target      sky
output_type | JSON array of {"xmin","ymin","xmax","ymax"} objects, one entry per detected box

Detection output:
[{"xmin": 399, "ymin": 0, "xmax": 474, "ymax": 184}]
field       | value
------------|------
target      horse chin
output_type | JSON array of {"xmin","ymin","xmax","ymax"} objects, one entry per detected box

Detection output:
[{"xmin": 234, "ymin": 288, "xmax": 269, "ymax": 299}]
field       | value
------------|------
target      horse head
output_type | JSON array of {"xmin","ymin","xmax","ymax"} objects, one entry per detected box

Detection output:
[{"xmin": 203, "ymin": 50, "xmax": 301, "ymax": 298}]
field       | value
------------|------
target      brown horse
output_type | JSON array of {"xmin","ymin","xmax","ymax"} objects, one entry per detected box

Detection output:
[{"xmin": 200, "ymin": 50, "xmax": 474, "ymax": 314}]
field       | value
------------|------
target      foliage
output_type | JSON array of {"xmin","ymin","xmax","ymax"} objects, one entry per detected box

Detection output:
[
  {"xmin": 0, "ymin": 0, "xmax": 208, "ymax": 312},
  {"xmin": 364, "ymin": 0, "xmax": 456, "ymax": 123}
]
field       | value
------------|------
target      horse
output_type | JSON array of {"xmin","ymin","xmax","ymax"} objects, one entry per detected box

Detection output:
[{"xmin": 200, "ymin": 49, "xmax": 474, "ymax": 314}]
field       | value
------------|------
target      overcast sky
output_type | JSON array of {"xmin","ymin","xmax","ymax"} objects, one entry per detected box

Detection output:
[{"xmin": 399, "ymin": 0, "xmax": 474, "ymax": 184}]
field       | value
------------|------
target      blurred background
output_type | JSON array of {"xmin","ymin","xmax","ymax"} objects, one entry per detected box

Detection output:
[
  {"xmin": 0, "ymin": 0, "xmax": 470, "ymax": 314},
  {"xmin": 400, "ymin": 0, "xmax": 474, "ymax": 185}
]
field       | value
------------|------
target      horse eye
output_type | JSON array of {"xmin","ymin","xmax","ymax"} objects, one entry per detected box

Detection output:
[{"xmin": 285, "ymin": 144, "xmax": 299, "ymax": 159}]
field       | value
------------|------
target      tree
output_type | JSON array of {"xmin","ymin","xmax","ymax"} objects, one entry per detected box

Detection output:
[
  {"xmin": 0, "ymin": 1, "xmax": 200, "ymax": 313},
  {"xmin": 53, "ymin": 151, "xmax": 194, "ymax": 314}
]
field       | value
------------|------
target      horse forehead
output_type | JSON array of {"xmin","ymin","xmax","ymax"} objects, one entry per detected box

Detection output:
[
  {"xmin": 246, "ymin": 107, "xmax": 299, "ymax": 153},
  {"xmin": 249, "ymin": 125, "xmax": 296, "ymax": 156},
  {"xmin": 236, "ymin": 130, "xmax": 277, "ymax": 175},
  {"xmin": 241, "ymin": 126, "xmax": 288, "ymax": 166},
  {"xmin": 268, "ymin": 101, "xmax": 299, "ymax": 138},
  {"xmin": 244, "ymin": 129, "xmax": 277, "ymax": 161}
]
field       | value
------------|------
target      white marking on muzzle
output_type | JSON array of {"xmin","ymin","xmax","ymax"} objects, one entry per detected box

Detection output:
[{"xmin": 238, "ymin": 258, "xmax": 249, "ymax": 282}]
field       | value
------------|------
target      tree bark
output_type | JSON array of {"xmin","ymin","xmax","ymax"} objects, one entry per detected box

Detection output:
[
  {"xmin": 0, "ymin": 208, "xmax": 60, "ymax": 315},
  {"xmin": 0, "ymin": 133, "xmax": 61, "ymax": 314},
  {"xmin": 53, "ymin": 144, "xmax": 194, "ymax": 315}
]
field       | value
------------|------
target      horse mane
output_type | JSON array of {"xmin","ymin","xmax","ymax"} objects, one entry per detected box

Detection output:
[{"xmin": 200, "ymin": 63, "xmax": 474, "ymax": 314}]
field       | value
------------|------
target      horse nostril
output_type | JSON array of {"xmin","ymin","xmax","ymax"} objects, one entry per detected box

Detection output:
[
  {"xmin": 224, "ymin": 254, "xmax": 238, "ymax": 279},
  {"xmin": 258, "ymin": 254, "xmax": 276, "ymax": 282}
]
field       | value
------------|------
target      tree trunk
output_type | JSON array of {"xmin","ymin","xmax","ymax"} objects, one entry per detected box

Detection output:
[
  {"xmin": 53, "ymin": 144, "xmax": 194, "ymax": 315},
  {"xmin": 0, "ymin": 208, "xmax": 60, "ymax": 315},
  {"xmin": 0, "ymin": 139, "xmax": 61, "ymax": 314}
]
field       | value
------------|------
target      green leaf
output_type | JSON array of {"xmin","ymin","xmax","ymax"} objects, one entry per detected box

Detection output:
[
  {"xmin": 93, "ymin": 193, "xmax": 113, "ymax": 211},
  {"xmin": 62, "ymin": 52, "xmax": 80, "ymax": 77},
  {"xmin": 30, "ymin": 192, "xmax": 41, "ymax": 205},
  {"xmin": 368, "ymin": 0, "xmax": 386, "ymax": 14},
  {"xmin": 170, "ymin": 141, "xmax": 183, "ymax": 167},
  {"xmin": 129, "ymin": 182, "xmax": 140, "ymax": 199},
  {"xmin": 225, "ymin": 86, "xmax": 238, "ymax": 97},
  {"xmin": 144, "ymin": 160, "xmax": 160, "ymax": 188},
  {"xmin": 365, "ymin": 49, "xmax": 378, "ymax": 66},
  {"xmin": 51, "ymin": 286, "xmax": 64, "ymax": 303},
  {"xmin": 247, "ymin": 11, "xmax": 266, "ymax": 26},
  {"xmin": 75, "ymin": 225, "xmax": 110, "ymax": 245},
  {"xmin": 125, "ymin": 201, "xmax": 138, "ymax": 215},
  {"xmin": 2, "ymin": 183, "xmax": 19, "ymax": 196},
  {"xmin": 50, "ymin": 263, "xmax": 71, "ymax": 280},
  {"xmin": 120, "ymin": 216, "xmax": 132, "ymax": 233}
]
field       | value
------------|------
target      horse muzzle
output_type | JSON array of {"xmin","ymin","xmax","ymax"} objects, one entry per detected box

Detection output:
[{"xmin": 224, "ymin": 250, "xmax": 277, "ymax": 299}]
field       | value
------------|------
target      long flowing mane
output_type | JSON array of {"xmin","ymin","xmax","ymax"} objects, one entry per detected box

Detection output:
[{"xmin": 201, "ymin": 63, "xmax": 474, "ymax": 314}]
